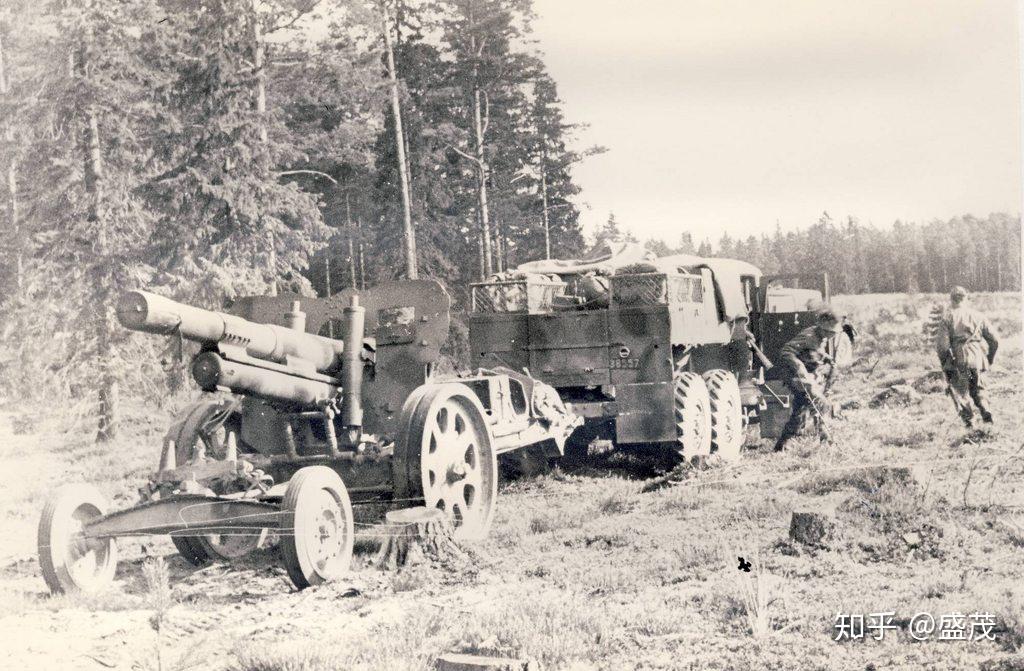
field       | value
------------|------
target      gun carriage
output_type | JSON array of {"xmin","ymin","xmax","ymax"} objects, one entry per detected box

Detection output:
[{"xmin": 38, "ymin": 280, "xmax": 578, "ymax": 593}]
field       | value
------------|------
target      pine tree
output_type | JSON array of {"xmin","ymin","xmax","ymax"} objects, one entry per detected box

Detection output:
[
  {"xmin": 6, "ymin": 0, "xmax": 167, "ymax": 438},
  {"xmin": 514, "ymin": 72, "xmax": 596, "ymax": 263},
  {"xmin": 141, "ymin": 0, "xmax": 328, "ymax": 304},
  {"xmin": 435, "ymin": 0, "xmax": 535, "ymax": 278}
]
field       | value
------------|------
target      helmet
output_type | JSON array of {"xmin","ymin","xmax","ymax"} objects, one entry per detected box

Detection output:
[{"xmin": 950, "ymin": 286, "xmax": 968, "ymax": 300}]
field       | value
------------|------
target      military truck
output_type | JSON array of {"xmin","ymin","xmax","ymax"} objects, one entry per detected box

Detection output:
[{"xmin": 467, "ymin": 245, "xmax": 849, "ymax": 461}]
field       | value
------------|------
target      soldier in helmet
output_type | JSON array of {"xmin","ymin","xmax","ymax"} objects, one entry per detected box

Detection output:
[
  {"xmin": 772, "ymin": 306, "xmax": 842, "ymax": 452},
  {"xmin": 935, "ymin": 286, "xmax": 999, "ymax": 427}
]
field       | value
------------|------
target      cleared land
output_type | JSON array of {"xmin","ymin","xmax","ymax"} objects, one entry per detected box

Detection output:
[{"xmin": 0, "ymin": 292, "xmax": 1021, "ymax": 670}]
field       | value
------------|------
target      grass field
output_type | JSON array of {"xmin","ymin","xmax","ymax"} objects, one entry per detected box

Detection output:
[{"xmin": 0, "ymin": 292, "xmax": 1022, "ymax": 670}]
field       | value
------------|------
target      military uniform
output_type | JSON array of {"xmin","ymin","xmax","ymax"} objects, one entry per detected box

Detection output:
[
  {"xmin": 773, "ymin": 322, "xmax": 838, "ymax": 451},
  {"xmin": 935, "ymin": 290, "xmax": 998, "ymax": 426}
]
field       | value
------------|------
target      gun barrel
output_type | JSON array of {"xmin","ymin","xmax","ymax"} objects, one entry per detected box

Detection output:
[
  {"xmin": 117, "ymin": 290, "xmax": 346, "ymax": 374},
  {"xmin": 192, "ymin": 352, "xmax": 339, "ymax": 405}
]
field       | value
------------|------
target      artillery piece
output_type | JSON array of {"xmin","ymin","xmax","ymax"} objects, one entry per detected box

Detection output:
[{"xmin": 37, "ymin": 280, "xmax": 579, "ymax": 593}]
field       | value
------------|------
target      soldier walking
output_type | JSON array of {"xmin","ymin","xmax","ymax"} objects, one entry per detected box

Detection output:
[
  {"xmin": 773, "ymin": 307, "xmax": 841, "ymax": 452},
  {"xmin": 935, "ymin": 286, "xmax": 999, "ymax": 427}
]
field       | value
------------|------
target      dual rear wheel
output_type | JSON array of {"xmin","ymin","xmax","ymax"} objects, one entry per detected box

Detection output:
[{"xmin": 673, "ymin": 368, "xmax": 744, "ymax": 462}]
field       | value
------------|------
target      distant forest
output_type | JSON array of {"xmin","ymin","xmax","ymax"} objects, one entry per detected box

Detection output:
[
  {"xmin": 619, "ymin": 211, "xmax": 1021, "ymax": 296},
  {"xmin": 0, "ymin": 0, "xmax": 1018, "ymax": 438}
]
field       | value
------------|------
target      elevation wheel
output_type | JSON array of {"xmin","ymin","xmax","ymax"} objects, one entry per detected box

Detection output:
[
  {"xmin": 38, "ymin": 484, "xmax": 118, "ymax": 594},
  {"xmin": 394, "ymin": 383, "xmax": 498, "ymax": 540},
  {"xmin": 279, "ymin": 466, "xmax": 354, "ymax": 590}
]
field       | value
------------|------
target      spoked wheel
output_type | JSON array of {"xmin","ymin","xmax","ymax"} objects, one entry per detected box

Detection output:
[
  {"xmin": 38, "ymin": 484, "xmax": 118, "ymax": 594},
  {"xmin": 167, "ymin": 399, "xmax": 266, "ymax": 565},
  {"xmin": 280, "ymin": 466, "xmax": 354, "ymax": 590},
  {"xmin": 674, "ymin": 371, "xmax": 712, "ymax": 458},
  {"xmin": 394, "ymin": 383, "xmax": 497, "ymax": 540},
  {"xmin": 703, "ymin": 369, "xmax": 744, "ymax": 462}
]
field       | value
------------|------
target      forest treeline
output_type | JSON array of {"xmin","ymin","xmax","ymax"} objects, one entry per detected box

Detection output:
[
  {"xmin": 0, "ymin": 1, "xmax": 1019, "ymax": 440},
  {"xmin": 635, "ymin": 211, "xmax": 1021, "ymax": 296}
]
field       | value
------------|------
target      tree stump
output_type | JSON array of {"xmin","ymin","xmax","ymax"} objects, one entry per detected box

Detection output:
[
  {"xmin": 434, "ymin": 654, "xmax": 534, "ymax": 671},
  {"xmin": 375, "ymin": 506, "xmax": 458, "ymax": 570},
  {"xmin": 789, "ymin": 511, "xmax": 833, "ymax": 546}
]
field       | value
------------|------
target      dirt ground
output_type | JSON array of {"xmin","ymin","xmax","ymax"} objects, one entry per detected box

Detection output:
[{"xmin": 0, "ymin": 292, "xmax": 1022, "ymax": 671}]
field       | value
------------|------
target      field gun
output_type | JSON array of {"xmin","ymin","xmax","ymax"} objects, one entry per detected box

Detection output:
[{"xmin": 38, "ymin": 280, "xmax": 580, "ymax": 593}]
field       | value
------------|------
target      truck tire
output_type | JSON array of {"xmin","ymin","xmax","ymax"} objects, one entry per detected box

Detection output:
[
  {"xmin": 674, "ymin": 372, "xmax": 712, "ymax": 458},
  {"xmin": 703, "ymin": 369, "xmax": 744, "ymax": 462}
]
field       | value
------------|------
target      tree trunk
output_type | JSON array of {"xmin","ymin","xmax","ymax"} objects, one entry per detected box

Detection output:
[
  {"xmin": 382, "ymin": 4, "xmax": 417, "ymax": 280},
  {"xmin": 345, "ymin": 191, "xmax": 357, "ymax": 288},
  {"xmin": 472, "ymin": 83, "xmax": 492, "ymax": 278},
  {"xmin": 356, "ymin": 217, "xmax": 365, "ymax": 289},
  {"xmin": 0, "ymin": 26, "xmax": 21, "ymax": 292},
  {"xmin": 494, "ymin": 221, "xmax": 504, "ymax": 272},
  {"xmin": 83, "ymin": 95, "xmax": 117, "ymax": 441},
  {"xmin": 251, "ymin": 1, "xmax": 276, "ymax": 296},
  {"xmin": 476, "ymin": 209, "xmax": 486, "ymax": 280},
  {"xmin": 95, "ymin": 306, "xmax": 119, "ymax": 442},
  {"xmin": 540, "ymin": 149, "xmax": 550, "ymax": 260},
  {"xmin": 324, "ymin": 251, "xmax": 332, "ymax": 297}
]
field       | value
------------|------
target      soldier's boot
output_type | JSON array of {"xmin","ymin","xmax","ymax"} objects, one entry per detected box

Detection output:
[
  {"xmin": 965, "ymin": 371, "xmax": 993, "ymax": 424},
  {"xmin": 773, "ymin": 434, "xmax": 791, "ymax": 452},
  {"xmin": 969, "ymin": 386, "xmax": 993, "ymax": 424},
  {"xmin": 959, "ymin": 408, "xmax": 974, "ymax": 429}
]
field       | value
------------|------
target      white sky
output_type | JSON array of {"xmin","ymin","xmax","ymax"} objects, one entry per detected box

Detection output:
[{"xmin": 531, "ymin": 0, "xmax": 1022, "ymax": 245}]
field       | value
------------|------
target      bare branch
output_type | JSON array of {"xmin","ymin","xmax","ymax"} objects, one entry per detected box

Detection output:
[
  {"xmin": 447, "ymin": 144, "xmax": 481, "ymax": 166},
  {"xmin": 264, "ymin": 0, "xmax": 325, "ymax": 35},
  {"xmin": 276, "ymin": 169, "xmax": 338, "ymax": 184}
]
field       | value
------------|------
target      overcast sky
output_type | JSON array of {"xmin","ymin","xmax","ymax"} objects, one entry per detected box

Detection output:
[{"xmin": 531, "ymin": 0, "xmax": 1022, "ymax": 246}]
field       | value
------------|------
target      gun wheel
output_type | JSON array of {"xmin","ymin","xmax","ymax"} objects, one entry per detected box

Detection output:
[
  {"xmin": 167, "ymin": 399, "xmax": 266, "ymax": 565},
  {"xmin": 703, "ymin": 369, "xmax": 744, "ymax": 462},
  {"xmin": 280, "ymin": 466, "xmax": 354, "ymax": 590},
  {"xmin": 394, "ymin": 384, "xmax": 497, "ymax": 540},
  {"xmin": 674, "ymin": 371, "xmax": 712, "ymax": 458},
  {"xmin": 38, "ymin": 484, "xmax": 118, "ymax": 594}
]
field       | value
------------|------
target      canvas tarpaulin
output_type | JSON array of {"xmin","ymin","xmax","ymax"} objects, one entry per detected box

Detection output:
[{"xmin": 510, "ymin": 243, "xmax": 760, "ymax": 320}]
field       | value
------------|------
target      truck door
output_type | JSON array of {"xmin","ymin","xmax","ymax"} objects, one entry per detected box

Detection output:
[{"xmin": 753, "ymin": 273, "xmax": 830, "ymax": 371}]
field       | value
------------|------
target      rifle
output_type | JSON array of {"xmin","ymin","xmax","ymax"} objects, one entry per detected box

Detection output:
[
  {"xmin": 940, "ymin": 347, "xmax": 967, "ymax": 415},
  {"xmin": 797, "ymin": 378, "xmax": 832, "ymax": 443}
]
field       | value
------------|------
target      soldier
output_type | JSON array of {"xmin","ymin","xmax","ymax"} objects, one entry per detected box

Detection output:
[
  {"xmin": 773, "ymin": 306, "xmax": 841, "ymax": 452},
  {"xmin": 935, "ymin": 286, "xmax": 999, "ymax": 427}
]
